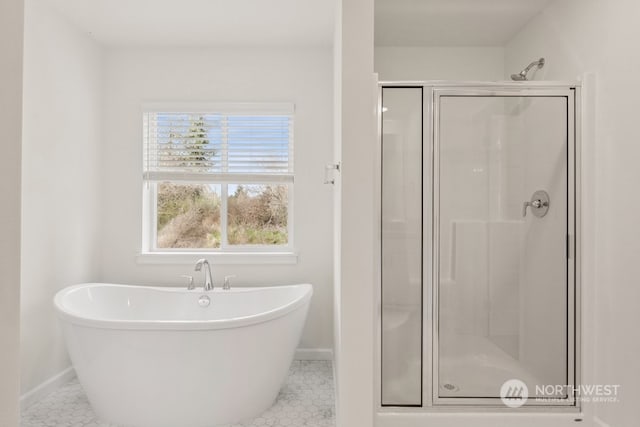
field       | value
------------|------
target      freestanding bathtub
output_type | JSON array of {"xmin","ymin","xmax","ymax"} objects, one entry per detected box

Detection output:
[{"xmin": 54, "ymin": 283, "xmax": 313, "ymax": 427}]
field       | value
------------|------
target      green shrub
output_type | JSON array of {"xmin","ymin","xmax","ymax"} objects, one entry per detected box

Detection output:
[{"xmin": 157, "ymin": 183, "xmax": 288, "ymax": 247}]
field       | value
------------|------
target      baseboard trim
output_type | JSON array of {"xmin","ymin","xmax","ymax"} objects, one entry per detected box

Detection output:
[
  {"xmin": 593, "ymin": 416, "xmax": 611, "ymax": 427},
  {"xmin": 20, "ymin": 366, "xmax": 75, "ymax": 410},
  {"xmin": 295, "ymin": 348, "xmax": 333, "ymax": 360}
]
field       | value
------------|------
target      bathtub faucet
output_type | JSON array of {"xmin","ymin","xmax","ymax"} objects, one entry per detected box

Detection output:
[{"xmin": 194, "ymin": 259, "xmax": 214, "ymax": 291}]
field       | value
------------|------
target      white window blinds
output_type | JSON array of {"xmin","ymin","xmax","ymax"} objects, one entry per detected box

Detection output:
[{"xmin": 143, "ymin": 103, "xmax": 294, "ymax": 183}]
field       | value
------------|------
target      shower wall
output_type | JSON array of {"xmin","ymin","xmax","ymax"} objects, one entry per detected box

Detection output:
[
  {"xmin": 438, "ymin": 97, "xmax": 508, "ymax": 340},
  {"xmin": 506, "ymin": 97, "xmax": 568, "ymax": 387},
  {"xmin": 438, "ymin": 97, "xmax": 532, "ymax": 352}
]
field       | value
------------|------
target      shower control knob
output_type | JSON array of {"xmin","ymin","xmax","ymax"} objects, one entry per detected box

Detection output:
[{"xmin": 523, "ymin": 190, "xmax": 550, "ymax": 218}]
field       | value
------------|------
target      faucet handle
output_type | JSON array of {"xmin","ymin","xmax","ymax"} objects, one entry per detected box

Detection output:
[
  {"xmin": 180, "ymin": 275, "xmax": 195, "ymax": 290},
  {"xmin": 223, "ymin": 275, "xmax": 236, "ymax": 290},
  {"xmin": 194, "ymin": 258, "xmax": 207, "ymax": 271}
]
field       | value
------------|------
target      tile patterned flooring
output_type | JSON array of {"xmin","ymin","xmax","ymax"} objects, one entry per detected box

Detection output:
[{"xmin": 21, "ymin": 361, "xmax": 335, "ymax": 427}]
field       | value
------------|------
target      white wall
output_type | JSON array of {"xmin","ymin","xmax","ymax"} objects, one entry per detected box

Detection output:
[
  {"xmin": 101, "ymin": 47, "xmax": 334, "ymax": 351},
  {"xmin": 332, "ymin": 0, "xmax": 343, "ymax": 407},
  {"xmin": 334, "ymin": 0, "xmax": 376, "ymax": 424},
  {"xmin": 506, "ymin": 0, "xmax": 640, "ymax": 425},
  {"xmin": 0, "ymin": 0, "xmax": 23, "ymax": 422},
  {"xmin": 375, "ymin": 46, "xmax": 505, "ymax": 81},
  {"xmin": 20, "ymin": 0, "xmax": 103, "ymax": 395}
]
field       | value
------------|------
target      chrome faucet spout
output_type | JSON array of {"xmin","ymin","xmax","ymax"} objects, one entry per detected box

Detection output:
[{"xmin": 194, "ymin": 259, "xmax": 214, "ymax": 291}]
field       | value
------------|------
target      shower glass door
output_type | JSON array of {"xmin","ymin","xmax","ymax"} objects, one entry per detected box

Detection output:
[
  {"xmin": 380, "ymin": 87, "xmax": 423, "ymax": 406},
  {"xmin": 434, "ymin": 89, "xmax": 576, "ymax": 405}
]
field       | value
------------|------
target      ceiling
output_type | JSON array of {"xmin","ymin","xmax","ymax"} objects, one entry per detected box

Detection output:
[
  {"xmin": 44, "ymin": 0, "xmax": 552, "ymax": 48},
  {"xmin": 375, "ymin": 0, "xmax": 553, "ymax": 46},
  {"xmin": 44, "ymin": 0, "xmax": 335, "ymax": 47}
]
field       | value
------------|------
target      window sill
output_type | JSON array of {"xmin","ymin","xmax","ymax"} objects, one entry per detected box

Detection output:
[{"xmin": 136, "ymin": 251, "xmax": 298, "ymax": 265}]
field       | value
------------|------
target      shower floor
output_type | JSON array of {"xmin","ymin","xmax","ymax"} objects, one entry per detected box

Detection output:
[
  {"xmin": 439, "ymin": 334, "xmax": 542, "ymax": 398},
  {"xmin": 21, "ymin": 360, "xmax": 335, "ymax": 427}
]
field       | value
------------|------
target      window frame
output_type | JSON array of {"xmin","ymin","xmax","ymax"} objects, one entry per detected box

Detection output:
[{"xmin": 139, "ymin": 102, "xmax": 297, "ymax": 263}]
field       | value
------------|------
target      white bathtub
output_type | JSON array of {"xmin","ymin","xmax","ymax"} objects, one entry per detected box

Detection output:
[{"xmin": 54, "ymin": 283, "xmax": 313, "ymax": 427}]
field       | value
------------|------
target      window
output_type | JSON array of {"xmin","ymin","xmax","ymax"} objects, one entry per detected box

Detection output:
[{"xmin": 142, "ymin": 103, "xmax": 294, "ymax": 254}]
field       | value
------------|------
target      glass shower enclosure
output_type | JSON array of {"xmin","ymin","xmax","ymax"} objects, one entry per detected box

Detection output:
[{"xmin": 379, "ymin": 83, "xmax": 580, "ymax": 409}]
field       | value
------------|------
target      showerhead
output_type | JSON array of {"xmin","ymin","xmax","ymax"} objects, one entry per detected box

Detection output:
[{"xmin": 511, "ymin": 57, "xmax": 545, "ymax": 81}]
